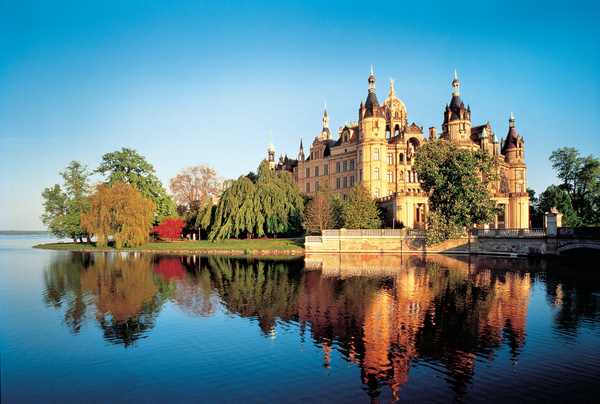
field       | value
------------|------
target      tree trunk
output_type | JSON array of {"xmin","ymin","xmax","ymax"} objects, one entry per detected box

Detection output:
[
  {"xmin": 72, "ymin": 236, "xmax": 78, "ymax": 244},
  {"xmin": 86, "ymin": 234, "xmax": 92, "ymax": 244}
]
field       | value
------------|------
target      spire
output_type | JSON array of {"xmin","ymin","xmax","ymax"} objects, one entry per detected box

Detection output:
[
  {"xmin": 481, "ymin": 127, "xmax": 488, "ymax": 139},
  {"xmin": 509, "ymin": 111, "xmax": 515, "ymax": 128},
  {"xmin": 492, "ymin": 131, "xmax": 499, "ymax": 143},
  {"xmin": 452, "ymin": 70, "xmax": 460, "ymax": 96},
  {"xmin": 368, "ymin": 66, "xmax": 376, "ymax": 93},
  {"xmin": 268, "ymin": 135, "xmax": 275, "ymax": 152},
  {"xmin": 323, "ymin": 102, "xmax": 329, "ymax": 128},
  {"xmin": 300, "ymin": 136, "xmax": 303, "ymax": 150}
]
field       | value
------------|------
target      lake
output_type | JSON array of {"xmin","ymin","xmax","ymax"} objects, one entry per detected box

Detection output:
[{"xmin": 1, "ymin": 235, "xmax": 599, "ymax": 403}]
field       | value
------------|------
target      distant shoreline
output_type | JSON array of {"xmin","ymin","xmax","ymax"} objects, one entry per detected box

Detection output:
[{"xmin": 0, "ymin": 230, "xmax": 52, "ymax": 235}]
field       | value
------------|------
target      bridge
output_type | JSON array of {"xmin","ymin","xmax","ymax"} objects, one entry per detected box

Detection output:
[{"xmin": 304, "ymin": 227, "xmax": 600, "ymax": 256}]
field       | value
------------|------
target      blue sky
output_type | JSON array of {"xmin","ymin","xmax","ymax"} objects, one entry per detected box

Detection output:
[{"xmin": 1, "ymin": 0, "xmax": 599, "ymax": 230}]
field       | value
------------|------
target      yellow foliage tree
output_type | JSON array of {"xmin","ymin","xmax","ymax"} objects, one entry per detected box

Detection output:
[{"xmin": 82, "ymin": 181, "xmax": 156, "ymax": 248}]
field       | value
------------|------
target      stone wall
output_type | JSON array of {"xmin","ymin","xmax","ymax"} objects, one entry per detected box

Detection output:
[{"xmin": 305, "ymin": 231, "xmax": 599, "ymax": 256}]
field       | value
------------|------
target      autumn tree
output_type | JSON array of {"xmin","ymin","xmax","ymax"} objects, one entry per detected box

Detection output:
[
  {"xmin": 340, "ymin": 183, "xmax": 381, "ymax": 229},
  {"xmin": 205, "ymin": 160, "xmax": 304, "ymax": 241},
  {"xmin": 414, "ymin": 140, "xmax": 501, "ymax": 245},
  {"xmin": 95, "ymin": 148, "xmax": 176, "ymax": 223},
  {"xmin": 81, "ymin": 181, "xmax": 156, "ymax": 248},
  {"xmin": 305, "ymin": 181, "xmax": 342, "ymax": 234},
  {"xmin": 169, "ymin": 164, "xmax": 223, "ymax": 211},
  {"xmin": 41, "ymin": 161, "xmax": 91, "ymax": 243},
  {"xmin": 153, "ymin": 217, "xmax": 185, "ymax": 241}
]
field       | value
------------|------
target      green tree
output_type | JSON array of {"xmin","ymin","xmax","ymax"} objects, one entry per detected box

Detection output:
[
  {"xmin": 537, "ymin": 185, "xmax": 580, "ymax": 226},
  {"xmin": 96, "ymin": 148, "xmax": 176, "ymax": 223},
  {"xmin": 414, "ymin": 140, "xmax": 501, "ymax": 245},
  {"xmin": 207, "ymin": 160, "xmax": 304, "ymax": 241},
  {"xmin": 341, "ymin": 183, "xmax": 381, "ymax": 229},
  {"xmin": 304, "ymin": 181, "xmax": 341, "ymax": 235},
  {"xmin": 41, "ymin": 161, "xmax": 92, "ymax": 243},
  {"xmin": 81, "ymin": 181, "xmax": 156, "ymax": 248},
  {"xmin": 549, "ymin": 147, "xmax": 600, "ymax": 225}
]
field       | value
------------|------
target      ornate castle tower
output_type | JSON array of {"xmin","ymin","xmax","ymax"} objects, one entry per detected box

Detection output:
[
  {"xmin": 501, "ymin": 112, "xmax": 525, "ymax": 164},
  {"xmin": 383, "ymin": 78, "xmax": 408, "ymax": 138},
  {"xmin": 442, "ymin": 71, "xmax": 472, "ymax": 142},
  {"xmin": 267, "ymin": 136, "xmax": 275, "ymax": 170}
]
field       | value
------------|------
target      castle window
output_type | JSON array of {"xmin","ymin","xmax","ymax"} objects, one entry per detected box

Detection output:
[
  {"xmin": 359, "ymin": 151, "xmax": 363, "ymax": 162},
  {"xmin": 343, "ymin": 177, "xmax": 348, "ymax": 188},
  {"xmin": 336, "ymin": 162, "xmax": 341, "ymax": 173},
  {"xmin": 315, "ymin": 166, "xmax": 319, "ymax": 177},
  {"xmin": 324, "ymin": 164, "xmax": 329, "ymax": 175},
  {"xmin": 374, "ymin": 149, "xmax": 379, "ymax": 161},
  {"xmin": 517, "ymin": 170, "xmax": 523, "ymax": 179},
  {"xmin": 306, "ymin": 168, "xmax": 310, "ymax": 178},
  {"xmin": 387, "ymin": 171, "xmax": 393, "ymax": 183},
  {"xmin": 387, "ymin": 153, "xmax": 393, "ymax": 165},
  {"xmin": 350, "ymin": 176, "xmax": 355, "ymax": 187},
  {"xmin": 350, "ymin": 159, "xmax": 355, "ymax": 170},
  {"xmin": 374, "ymin": 168, "xmax": 379, "ymax": 180},
  {"xmin": 517, "ymin": 184, "xmax": 522, "ymax": 193},
  {"xmin": 388, "ymin": 190, "xmax": 393, "ymax": 196},
  {"xmin": 343, "ymin": 161, "xmax": 348, "ymax": 171},
  {"xmin": 336, "ymin": 178, "xmax": 341, "ymax": 189},
  {"xmin": 375, "ymin": 188, "xmax": 380, "ymax": 198},
  {"xmin": 359, "ymin": 169, "xmax": 363, "ymax": 181},
  {"xmin": 306, "ymin": 183, "xmax": 310, "ymax": 192},
  {"xmin": 399, "ymin": 153, "xmax": 404, "ymax": 163},
  {"xmin": 315, "ymin": 181, "xmax": 319, "ymax": 191}
]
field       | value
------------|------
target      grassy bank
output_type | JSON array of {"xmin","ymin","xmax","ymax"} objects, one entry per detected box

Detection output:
[{"xmin": 33, "ymin": 238, "xmax": 305, "ymax": 255}]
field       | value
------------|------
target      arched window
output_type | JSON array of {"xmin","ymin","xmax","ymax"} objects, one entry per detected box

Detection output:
[{"xmin": 395, "ymin": 125, "xmax": 400, "ymax": 136}]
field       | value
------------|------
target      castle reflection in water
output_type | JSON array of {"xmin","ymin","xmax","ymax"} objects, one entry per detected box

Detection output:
[{"xmin": 43, "ymin": 251, "xmax": 595, "ymax": 399}]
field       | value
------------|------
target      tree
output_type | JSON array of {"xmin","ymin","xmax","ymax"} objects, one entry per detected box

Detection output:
[
  {"xmin": 153, "ymin": 217, "xmax": 185, "ymax": 241},
  {"xmin": 81, "ymin": 181, "xmax": 156, "ymax": 248},
  {"xmin": 40, "ymin": 161, "xmax": 92, "ymax": 243},
  {"xmin": 414, "ymin": 140, "xmax": 501, "ymax": 245},
  {"xmin": 95, "ymin": 148, "xmax": 176, "ymax": 223},
  {"xmin": 206, "ymin": 160, "xmax": 304, "ymax": 241},
  {"xmin": 549, "ymin": 147, "xmax": 600, "ymax": 225},
  {"xmin": 537, "ymin": 185, "xmax": 580, "ymax": 226},
  {"xmin": 304, "ymin": 181, "xmax": 341, "ymax": 235},
  {"xmin": 169, "ymin": 164, "xmax": 223, "ymax": 211},
  {"xmin": 341, "ymin": 183, "xmax": 381, "ymax": 229}
]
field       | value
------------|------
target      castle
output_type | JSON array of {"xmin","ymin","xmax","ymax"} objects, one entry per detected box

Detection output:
[{"xmin": 268, "ymin": 69, "xmax": 529, "ymax": 229}]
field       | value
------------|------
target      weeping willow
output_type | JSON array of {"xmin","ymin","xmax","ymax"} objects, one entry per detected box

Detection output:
[
  {"xmin": 82, "ymin": 181, "xmax": 156, "ymax": 248},
  {"xmin": 202, "ymin": 160, "xmax": 304, "ymax": 241}
]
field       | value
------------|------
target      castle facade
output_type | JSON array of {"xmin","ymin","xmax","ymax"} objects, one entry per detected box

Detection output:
[{"xmin": 270, "ymin": 69, "xmax": 529, "ymax": 229}]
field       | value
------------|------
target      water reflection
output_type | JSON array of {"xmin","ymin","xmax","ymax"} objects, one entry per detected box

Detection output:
[{"xmin": 42, "ymin": 251, "xmax": 600, "ymax": 401}]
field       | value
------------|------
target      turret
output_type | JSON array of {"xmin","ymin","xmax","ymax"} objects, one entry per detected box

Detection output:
[
  {"xmin": 501, "ymin": 112, "xmax": 525, "ymax": 164},
  {"xmin": 442, "ymin": 70, "xmax": 471, "ymax": 141},
  {"xmin": 268, "ymin": 136, "xmax": 276, "ymax": 169}
]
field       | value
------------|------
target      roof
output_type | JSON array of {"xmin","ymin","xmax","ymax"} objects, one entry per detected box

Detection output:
[
  {"xmin": 363, "ymin": 91, "xmax": 380, "ymax": 118},
  {"xmin": 502, "ymin": 127, "xmax": 519, "ymax": 152}
]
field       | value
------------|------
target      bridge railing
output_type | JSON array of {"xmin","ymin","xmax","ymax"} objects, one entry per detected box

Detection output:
[{"xmin": 469, "ymin": 228, "xmax": 547, "ymax": 237}]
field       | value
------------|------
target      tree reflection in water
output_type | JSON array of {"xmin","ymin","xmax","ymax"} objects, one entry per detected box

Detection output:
[{"xmin": 42, "ymin": 251, "xmax": 600, "ymax": 401}]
